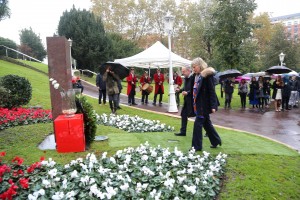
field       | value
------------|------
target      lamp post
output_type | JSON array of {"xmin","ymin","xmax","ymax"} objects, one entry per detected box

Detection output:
[
  {"xmin": 68, "ymin": 38, "xmax": 73, "ymax": 74},
  {"xmin": 279, "ymin": 52, "xmax": 285, "ymax": 66},
  {"xmin": 164, "ymin": 13, "xmax": 178, "ymax": 113}
]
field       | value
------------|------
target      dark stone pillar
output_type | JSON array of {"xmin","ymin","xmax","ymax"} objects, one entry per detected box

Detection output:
[{"xmin": 47, "ymin": 37, "xmax": 72, "ymax": 120}]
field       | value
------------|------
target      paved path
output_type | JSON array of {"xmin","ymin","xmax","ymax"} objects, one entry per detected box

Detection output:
[{"xmin": 82, "ymin": 81, "xmax": 300, "ymax": 152}]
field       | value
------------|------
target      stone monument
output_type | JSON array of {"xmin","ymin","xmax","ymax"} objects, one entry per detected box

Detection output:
[{"xmin": 46, "ymin": 36, "xmax": 72, "ymax": 120}]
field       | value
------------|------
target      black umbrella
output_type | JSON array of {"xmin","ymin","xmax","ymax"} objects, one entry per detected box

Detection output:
[
  {"xmin": 219, "ymin": 69, "xmax": 242, "ymax": 79},
  {"xmin": 99, "ymin": 61, "xmax": 130, "ymax": 79},
  {"xmin": 265, "ymin": 66, "xmax": 292, "ymax": 74}
]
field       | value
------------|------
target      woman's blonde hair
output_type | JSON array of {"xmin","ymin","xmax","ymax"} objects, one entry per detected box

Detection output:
[{"xmin": 191, "ymin": 57, "xmax": 208, "ymax": 71}]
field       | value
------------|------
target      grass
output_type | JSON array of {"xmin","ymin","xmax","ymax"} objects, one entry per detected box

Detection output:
[{"xmin": 1, "ymin": 59, "xmax": 300, "ymax": 199}]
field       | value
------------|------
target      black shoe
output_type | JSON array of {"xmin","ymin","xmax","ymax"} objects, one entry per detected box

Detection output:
[
  {"xmin": 129, "ymin": 103, "xmax": 132, "ymax": 106},
  {"xmin": 145, "ymin": 101, "xmax": 148, "ymax": 104},
  {"xmin": 132, "ymin": 103, "xmax": 138, "ymax": 105},
  {"xmin": 204, "ymin": 133, "xmax": 208, "ymax": 137},
  {"xmin": 174, "ymin": 133, "xmax": 186, "ymax": 136},
  {"xmin": 103, "ymin": 102, "xmax": 106, "ymax": 105},
  {"xmin": 210, "ymin": 141, "xmax": 222, "ymax": 148},
  {"xmin": 141, "ymin": 101, "xmax": 144, "ymax": 104},
  {"xmin": 99, "ymin": 102, "xmax": 102, "ymax": 104},
  {"xmin": 159, "ymin": 102, "xmax": 162, "ymax": 106},
  {"xmin": 152, "ymin": 102, "xmax": 156, "ymax": 106},
  {"xmin": 117, "ymin": 106, "xmax": 121, "ymax": 109},
  {"xmin": 189, "ymin": 148, "xmax": 202, "ymax": 152}
]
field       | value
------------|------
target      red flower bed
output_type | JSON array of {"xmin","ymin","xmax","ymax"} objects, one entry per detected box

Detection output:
[
  {"xmin": 0, "ymin": 107, "xmax": 52, "ymax": 130},
  {"xmin": 0, "ymin": 152, "xmax": 44, "ymax": 200}
]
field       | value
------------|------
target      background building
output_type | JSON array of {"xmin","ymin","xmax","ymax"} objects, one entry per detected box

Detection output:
[{"xmin": 271, "ymin": 13, "xmax": 300, "ymax": 41}]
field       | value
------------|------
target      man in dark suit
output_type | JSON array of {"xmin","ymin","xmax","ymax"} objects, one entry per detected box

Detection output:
[
  {"xmin": 174, "ymin": 65, "xmax": 195, "ymax": 136},
  {"xmin": 191, "ymin": 57, "xmax": 222, "ymax": 151}
]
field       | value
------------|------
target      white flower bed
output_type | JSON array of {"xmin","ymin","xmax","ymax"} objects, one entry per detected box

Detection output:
[
  {"xmin": 97, "ymin": 113, "xmax": 175, "ymax": 132},
  {"xmin": 28, "ymin": 142, "xmax": 227, "ymax": 199}
]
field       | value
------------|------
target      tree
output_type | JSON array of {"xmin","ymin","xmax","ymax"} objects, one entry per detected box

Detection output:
[
  {"xmin": 58, "ymin": 6, "xmax": 111, "ymax": 71},
  {"xmin": 263, "ymin": 24, "xmax": 300, "ymax": 71},
  {"xmin": 211, "ymin": 0, "xmax": 257, "ymax": 69},
  {"xmin": 107, "ymin": 33, "xmax": 142, "ymax": 59},
  {"xmin": 19, "ymin": 27, "xmax": 47, "ymax": 61},
  {"xmin": 0, "ymin": 0, "xmax": 10, "ymax": 21},
  {"xmin": 0, "ymin": 37, "xmax": 17, "ymax": 58}
]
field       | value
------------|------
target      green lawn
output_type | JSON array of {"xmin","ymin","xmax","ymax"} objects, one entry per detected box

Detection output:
[{"xmin": 1, "ymin": 59, "xmax": 299, "ymax": 199}]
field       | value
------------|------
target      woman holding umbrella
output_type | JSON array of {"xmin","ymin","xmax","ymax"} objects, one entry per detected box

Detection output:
[{"xmin": 103, "ymin": 65, "xmax": 120, "ymax": 114}]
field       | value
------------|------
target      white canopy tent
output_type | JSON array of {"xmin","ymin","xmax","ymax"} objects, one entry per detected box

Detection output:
[{"xmin": 114, "ymin": 41, "xmax": 191, "ymax": 69}]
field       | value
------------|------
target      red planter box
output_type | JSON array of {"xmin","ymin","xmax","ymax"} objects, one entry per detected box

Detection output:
[{"xmin": 54, "ymin": 114, "xmax": 85, "ymax": 153}]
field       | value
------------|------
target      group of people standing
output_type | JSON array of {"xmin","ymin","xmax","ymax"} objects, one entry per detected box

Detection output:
[
  {"xmin": 222, "ymin": 74, "xmax": 299, "ymax": 112},
  {"xmin": 96, "ymin": 58, "xmax": 222, "ymax": 152}
]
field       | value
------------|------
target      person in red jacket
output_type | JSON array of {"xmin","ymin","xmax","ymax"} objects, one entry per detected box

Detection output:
[
  {"xmin": 140, "ymin": 71, "xmax": 152, "ymax": 104},
  {"xmin": 153, "ymin": 68, "xmax": 164, "ymax": 106},
  {"xmin": 173, "ymin": 72, "xmax": 183, "ymax": 106},
  {"xmin": 126, "ymin": 68, "xmax": 138, "ymax": 106}
]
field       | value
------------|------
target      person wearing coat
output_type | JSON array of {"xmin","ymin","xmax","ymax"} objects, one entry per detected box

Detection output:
[
  {"xmin": 282, "ymin": 75, "xmax": 292, "ymax": 111},
  {"xmin": 191, "ymin": 57, "xmax": 222, "ymax": 151},
  {"xmin": 96, "ymin": 72, "xmax": 106, "ymax": 105},
  {"xmin": 238, "ymin": 79, "xmax": 248, "ymax": 110},
  {"xmin": 249, "ymin": 77, "xmax": 259, "ymax": 109},
  {"xmin": 272, "ymin": 75, "xmax": 284, "ymax": 112},
  {"xmin": 289, "ymin": 75, "xmax": 299, "ymax": 108},
  {"xmin": 174, "ymin": 65, "xmax": 195, "ymax": 136},
  {"xmin": 103, "ymin": 66, "xmax": 120, "ymax": 114},
  {"xmin": 140, "ymin": 71, "xmax": 151, "ymax": 104},
  {"xmin": 126, "ymin": 68, "xmax": 138, "ymax": 106},
  {"xmin": 224, "ymin": 77, "xmax": 235, "ymax": 109},
  {"xmin": 153, "ymin": 68, "xmax": 164, "ymax": 106},
  {"xmin": 173, "ymin": 72, "xmax": 183, "ymax": 106}
]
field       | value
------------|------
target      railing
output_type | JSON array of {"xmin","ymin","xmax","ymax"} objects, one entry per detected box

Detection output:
[
  {"xmin": 74, "ymin": 69, "xmax": 97, "ymax": 76},
  {"xmin": 0, "ymin": 45, "xmax": 42, "ymax": 63}
]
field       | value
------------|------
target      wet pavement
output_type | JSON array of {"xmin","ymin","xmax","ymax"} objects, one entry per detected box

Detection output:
[{"xmin": 82, "ymin": 81, "xmax": 300, "ymax": 152}]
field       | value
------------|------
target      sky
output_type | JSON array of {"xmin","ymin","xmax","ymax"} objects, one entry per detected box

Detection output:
[{"xmin": 0, "ymin": 0, "xmax": 300, "ymax": 47}]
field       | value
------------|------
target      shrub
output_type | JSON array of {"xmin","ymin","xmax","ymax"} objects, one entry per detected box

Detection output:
[
  {"xmin": 0, "ymin": 75, "xmax": 32, "ymax": 109},
  {"xmin": 76, "ymin": 96, "xmax": 97, "ymax": 148}
]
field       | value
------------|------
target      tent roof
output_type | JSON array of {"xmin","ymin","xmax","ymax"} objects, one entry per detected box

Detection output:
[{"xmin": 114, "ymin": 41, "xmax": 191, "ymax": 68}]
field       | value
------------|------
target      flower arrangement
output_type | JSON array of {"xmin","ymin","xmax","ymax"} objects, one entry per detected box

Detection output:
[
  {"xmin": 97, "ymin": 113, "xmax": 175, "ymax": 132},
  {"xmin": 0, "ymin": 107, "xmax": 52, "ymax": 130},
  {"xmin": 0, "ymin": 143, "xmax": 227, "ymax": 199}
]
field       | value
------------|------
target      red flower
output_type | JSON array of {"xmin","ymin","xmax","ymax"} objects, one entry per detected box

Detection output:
[
  {"xmin": 12, "ymin": 156, "xmax": 24, "ymax": 166},
  {"xmin": 0, "ymin": 152, "xmax": 6, "ymax": 157},
  {"xmin": 0, "ymin": 183, "xmax": 18, "ymax": 200},
  {"xmin": 19, "ymin": 178, "xmax": 29, "ymax": 189},
  {"xmin": 0, "ymin": 165, "xmax": 11, "ymax": 176}
]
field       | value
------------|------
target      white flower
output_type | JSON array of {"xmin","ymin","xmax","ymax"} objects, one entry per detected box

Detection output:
[
  {"xmin": 164, "ymin": 178, "xmax": 175, "ymax": 189},
  {"xmin": 38, "ymin": 189, "xmax": 45, "ymax": 196},
  {"xmin": 80, "ymin": 175, "xmax": 90, "ymax": 185},
  {"xmin": 102, "ymin": 152, "xmax": 108, "ymax": 159},
  {"xmin": 183, "ymin": 185, "xmax": 196, "ymax": 194},
  {"xmin": 171, "ymin": 159, "xmax": 179, "ymax": 166},
  {"xmin": 70, "ymin": 170, "xmax": 79, "ymax": 178},
  {"xmin": 28, "ymin": 194, "xmax": 37, "ymax": 200},
  {"xmin": 53, "ymin": 83, "xmax": 60, "ymax": 89},
  {"xmin": 52, "ymin": 192, "xmax": 64, "ymax": 200},
  {"xmin": 42, "ymin": 179, "xmax": 51, "ymax": 188},
  {"xmin": 51, "ymin": 80, "xmax": 57, "ymax": 85},
  {"xmin": 49, "ymin": 78, "xmax": 54, "ymax": 81},
  {"xmin": 62, "ymin": 179, "xmax": 68, "ymax": 189},
  {"xmin": 141, "ymin": 155, "xmax": 148, "ymax": 161},
  {"xmin": 48, "ymin": 168, "xmax": 57, "ymax": 178},
  {"xmin": 120, "ymin": 183, "xmax": 129, "ymax": 191},
  {"xmin": 106, "ymin": 186, "xmax": 117, "ymax": 198},
  {"xmin": 177, "ymin": 176, "xmax": 186, "ymax": 184}
]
